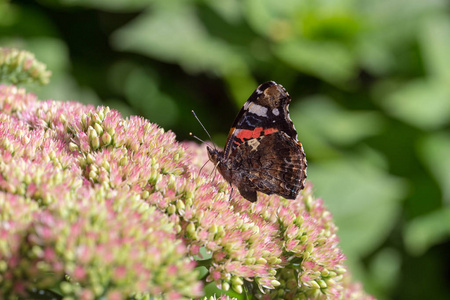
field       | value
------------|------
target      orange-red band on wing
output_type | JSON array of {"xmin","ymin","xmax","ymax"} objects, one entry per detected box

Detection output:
[
  {"xmin": 263, "ymin": 128, "xmax": 278, "ymax": 135},
  {"xmin": 235, "ymin": 127, "xmax": 279, "ymax": 141}
]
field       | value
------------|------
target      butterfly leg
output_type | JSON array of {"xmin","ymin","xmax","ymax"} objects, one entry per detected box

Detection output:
[{"xmin": 228, "ymin": 187, "xmax": 234, "ymax": 201}]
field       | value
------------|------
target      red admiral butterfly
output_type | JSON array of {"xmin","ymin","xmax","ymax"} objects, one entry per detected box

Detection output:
[{"xmin": 207, "ymin": 81, "xmax": 307, "ymax": 202}]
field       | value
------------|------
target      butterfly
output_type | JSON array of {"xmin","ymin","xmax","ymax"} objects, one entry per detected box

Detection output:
[{"xmin": 207, "ymin": 81, "xmax": 307, "ymax": 202}]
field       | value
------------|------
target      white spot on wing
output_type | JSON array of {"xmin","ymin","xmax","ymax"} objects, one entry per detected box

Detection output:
[
  {"xmin": 247, "ymin": 138, "xmax": 260, "ymax": 151},
  {"xmin": 248, "ymin": 103, "xmax": 268, "ymax": 117},
  {"xmin": 272, "ymin": 108, "xmax": 279, "ymax": 116}
]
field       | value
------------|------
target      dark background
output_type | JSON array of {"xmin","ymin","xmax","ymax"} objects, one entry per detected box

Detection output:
[{"xmin": 2, "ymin": 0, "xmax": 450, "ymax": 299}]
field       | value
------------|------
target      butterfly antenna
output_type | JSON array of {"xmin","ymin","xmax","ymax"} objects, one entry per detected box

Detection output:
[
  {"xmin": 191, "ymin": 110, "xmax": 218, "ymax": 151},
  {"xmin": 192, "ymin": 110, "xmax": 213, "ymax": 141},
  {"xmin": 189, "ymin": 132, "xmax": 205, "ymax": 144},
  {"xmin": 188, "ymin": 134, "xmax": 211, "ymax": 178}
]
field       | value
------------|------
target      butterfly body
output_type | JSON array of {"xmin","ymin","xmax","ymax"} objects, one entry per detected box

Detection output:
[{"xmin": 207, "ymin": 81, "xmax": 307, "ymax": 202}]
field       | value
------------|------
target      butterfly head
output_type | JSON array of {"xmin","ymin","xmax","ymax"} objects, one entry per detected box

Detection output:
[
  {"xmin": 207, "ymin": 146, "xmax": 221, "ymax": 165},
  {"xmin": 207, "ymin": 145, "xmax": 233, "ymax": 185}
]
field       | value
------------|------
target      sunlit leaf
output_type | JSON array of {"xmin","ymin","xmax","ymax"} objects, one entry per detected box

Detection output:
[
  {"xmin": 308, "ymin": 155, "xmax": 407, "ymax": 258},
  {"xmin": 356, "ymin": 36, "xmax": 396, "ymax": 76},
  {"xmin": 290, "ymin": 95, "xmax": 385, "ymax": 159},
  {"xmin": 275, "ymin": 39, "xmax": 356, "ymax": 84},
  {"xmin": 111, "ymin": 5, "xmax": 246, "ymax": 76},
  {"xmin": 205, "ymin": 0, "xmax": 243, "ymax": 24},
  {"xmin": 224, "ymin": 73, "xmax": 258, "ymax": 109},
  {"xmin": 40, "ymin": 74, "xmax": 101, "ymax": 105},
  {"xmin": 404, "ymin": 208, "xmax": 450, "ymax": 255},
  {"xmin": 357, "ymin": 0, "xmax": 447, "ymax": 75},
  {"xmin": 0, "ymin": 0, "xmax": 18, "ymax": 26},
  {"xmin": 365, "ymin": 247, "xmax": 401, "ymax": 297},
  {"xmin": 380, "ymin": 79, "xmax": 450, "ymax": 130},
  {"xmin": 371, "ymin": 248, "xmax": 401, "ymax": 289},
  {"xmin": 244, "ymin": 0, "xmax": 301, "ymax": 37},
  {"xmin": 420, "ymin": 13, "xmax": 450, "ymax": 82},
  {"xmin": 418, "ymin": 132, "xmax": 450, "ymax": 204},
  {"xmin": 39, "ymin": 0, "xmax": 149, "ymax": 11},
  {"xmin": 123, "ymin": 67, "xmax": 178, "ymax": 127},
  {"xmin": 24, "ymin": 37, "xmax": 69, "ymax": 76}
]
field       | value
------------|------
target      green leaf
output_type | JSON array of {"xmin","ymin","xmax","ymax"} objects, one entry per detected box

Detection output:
[
  {"xmin": 290, "ymin": 95, "xmax": 385, "ymax": 159},
  {"xmin": 308, "ymin": 155, "xmax": 407, "ymax": 258},
  {"xmin": 353, "ymin": 247, "xmax": 401, "ymax": 298},
  {"xmin": 420, "ymin": 13, "xmax": 450, "ymax": 83},
  {"xmin": 274, "ymin": 39, "xmax": 356, "ymax": 84},
  {"xmin": 193, "ymin": 246, "xmax": 213, "ymax": 261},
  {"xmin": 39, "ymin": 0, "xmax": 150, "ymax": 11},
  {"xmin": 379, "ymin": 79, "xmax": 450, "ymax": 130},
  {"xmin": 111, "ymin": 5, "xmax": 246, "ymax": 76},
  {"xmin": 376, "ymin": 9, "xmax": 450, "ymax": 130},
  {"xmin": 356, "ymin": 35, "xmax": 396, "ymax": 76},
  {"xmin": 418, "ymin": 132, "xmax": 450, "ymax": 204},
  {"xmin": 195, "ymin": 266, "xmax": 209, "ymax": 280},
  {"xmin": 0, "ymin": 0, "xmax": 18, "ymax": 26},
  {"xmin": 204, "ymin": 282, "xmax": 245, "ymax": 300},
  {"xmin": 368, "ymin": 248, "xmax": 401, "ymax": 294},
  {"xmin": 24, "ymin": 37, "xmax": 70, "ymax": 76},
  {"xmin": 205, "ymin": 0, "xmax": 243, "ymax": 24},
  {"xmin": 123, "ymin": 67, "xmax": 178, "ymax": 127},
  {"xmin": 244, "ymin": 0, "xmax": 301, "ymax": 36},
  {"xmin": 404, "ymin": 208, "xmax": 450, "ymax": 255}
]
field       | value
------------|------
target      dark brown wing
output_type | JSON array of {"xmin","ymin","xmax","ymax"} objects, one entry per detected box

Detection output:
[
  {"xmin": 223, "ymin": 81, "xmax": 298, "ymax": 159},
  {"xmin": 232, "ymin": 132, "xmax": 307, "ymax": 201}
]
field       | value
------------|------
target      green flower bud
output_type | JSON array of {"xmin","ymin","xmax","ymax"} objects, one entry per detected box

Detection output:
[{"xmin": 232, "ymin": 284, "xmax": 243, "ymax": 294}]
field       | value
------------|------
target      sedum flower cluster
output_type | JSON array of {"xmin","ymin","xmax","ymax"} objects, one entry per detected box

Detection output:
[
  {"xmin": 0, "ymin": 84, "xmax": 373, "ymax": 300},
  {"xmin": 0, "ymin": 48, "xmax": 51, "ymax": 85},
  {"xmin": 0, "ymin": 85, "xmax": 201, "ymax": 299}
]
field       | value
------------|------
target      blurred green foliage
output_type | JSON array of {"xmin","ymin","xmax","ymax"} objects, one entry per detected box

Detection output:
[{"xmin": 1, "ymin": 0, "xmax": 449, "ymax": 299}]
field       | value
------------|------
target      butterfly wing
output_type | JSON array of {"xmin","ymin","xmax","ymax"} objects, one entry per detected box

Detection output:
[
  {"xmin": 214, "ymin": 81, "xmax": 307, "ymax": 202},
  {"xmin": 223, "ymin": 81, "xmax": 299, "ymax": 159},
  {"xmin": 231, "ymin": 131, "xmax": 307, "ymax": 202}
]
